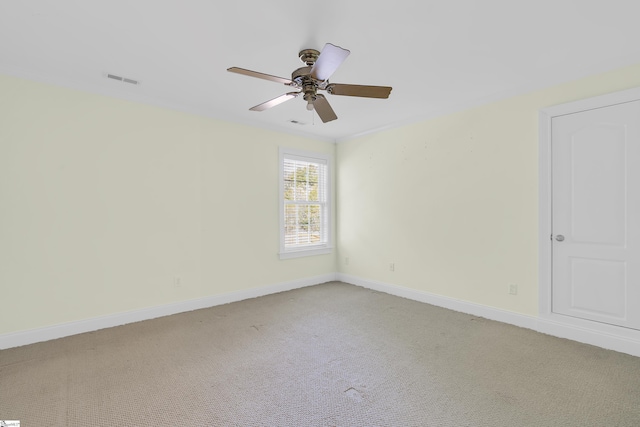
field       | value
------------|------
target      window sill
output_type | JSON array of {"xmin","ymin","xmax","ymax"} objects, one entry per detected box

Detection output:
[{"xmin": 279, "ymin": 246, "xmax": 333, "ymax": 260}]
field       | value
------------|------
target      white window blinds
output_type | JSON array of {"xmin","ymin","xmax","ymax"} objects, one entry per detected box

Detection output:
[{"xmin": 279, "ymin": 149, "xmax": 331, "ymax": 258}]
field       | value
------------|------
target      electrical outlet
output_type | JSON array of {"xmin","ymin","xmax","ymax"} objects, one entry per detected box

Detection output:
[
  {"xmin": 509, "ymin": 284, "xmax": 518, "ymax": 295},
  {"xmin": 389, "ymin": 262, "xmax": 395, "ymax": 272},
  {"xmin": 174, "ymin": 276, "xmax": 182, "ymax": 288}
]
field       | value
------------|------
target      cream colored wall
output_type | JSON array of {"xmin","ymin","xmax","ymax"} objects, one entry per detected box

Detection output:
[
  {"xmin": 0, "ymin": 74, "xmax": 335, "ymax": 335},
  {"xmin": 4, "ymin": 62, "xmax": 640, "ymax": 337},
  {"xmin": 337, "ymin": 63, "xmax": 640, "ymax": 316}
]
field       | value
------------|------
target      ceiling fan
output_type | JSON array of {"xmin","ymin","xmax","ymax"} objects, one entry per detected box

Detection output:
[{"xmin": 227, "ymin": 43, "xmax": 392, "ymax": 123}]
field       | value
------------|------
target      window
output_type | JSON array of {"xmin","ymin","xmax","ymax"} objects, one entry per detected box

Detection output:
[{"xmin": 279, "ymin": 148, "xmax": 331, "ymax": 259}]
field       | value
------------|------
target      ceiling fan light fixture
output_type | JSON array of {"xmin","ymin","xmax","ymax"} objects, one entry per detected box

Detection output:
[{"xmin": 303, "ymin": 89, "xmax": 316, "ymax": 111}]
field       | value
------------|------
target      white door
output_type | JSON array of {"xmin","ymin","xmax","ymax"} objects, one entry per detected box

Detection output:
[{"xmin": 552, "ymin": 100, "xmax": 640, "ymax": 330}]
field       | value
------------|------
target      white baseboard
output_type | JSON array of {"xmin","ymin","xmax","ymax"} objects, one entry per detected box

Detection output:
[
  {"xmin": 4, "ymin": 272, "xmax": 639, "ymax": 358},
  {"xmin": 0, "ymin": 273, "xmax": 336, "ymax": 350},
  {"xmin": 534, "ymin": 315, "xmax": 640, "ymax": 358},
  {"xmin": 337, "ymin": 273, "xmax": 539, "ymax": 330},
  {"xmin": 337, "ymin": 273, "xmax": 640, "ymax": 358}
]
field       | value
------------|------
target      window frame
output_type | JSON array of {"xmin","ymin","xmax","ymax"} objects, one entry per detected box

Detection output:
[{"xmin": 279, "ymin": 147, "xmax": 332, "ymax": 259}]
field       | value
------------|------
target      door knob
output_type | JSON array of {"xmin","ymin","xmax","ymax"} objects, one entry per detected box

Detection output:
[{"xmin": 555, "ymin": 235, "xmax": 565, "ymax": 242}]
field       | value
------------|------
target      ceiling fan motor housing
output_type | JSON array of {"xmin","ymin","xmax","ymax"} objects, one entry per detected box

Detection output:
[
  {"xmin": 291, "ymin": 66, "xmax": 312, "ymax": 84},
  {"xmin": 291, "ymin": 66, "xmax": 329, "ymax": 92}
]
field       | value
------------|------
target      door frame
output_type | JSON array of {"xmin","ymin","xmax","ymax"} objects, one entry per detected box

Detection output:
[{"xmin": 539, "ymin": 86, "xmax": 640, "ymax": 350}]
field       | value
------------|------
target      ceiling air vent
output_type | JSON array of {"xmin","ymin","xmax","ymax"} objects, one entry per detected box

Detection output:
[
  {"xmin": 106, "ymin": 73, "xmax": 139, "ymax": 85},
  {"xmin": 288, "ymin": 119, "xmax": 306, "ymax": 125}
]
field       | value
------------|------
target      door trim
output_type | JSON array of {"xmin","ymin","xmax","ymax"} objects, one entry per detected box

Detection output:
[{"xmin": 539, "ymin": 86, "xmax": 640, "ymax": 348}]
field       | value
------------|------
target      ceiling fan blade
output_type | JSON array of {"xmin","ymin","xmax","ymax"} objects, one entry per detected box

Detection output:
[
  {"xmin": 249, "ymin": 92, "xmax": 300, "ymax": 111},
  {"xmin": 312, "ymin": 94, "xmax": 338, "ymax": 123},
  {"xmin": 326, "ymin": 83, "xmax": 392, "ymax": 99},
  {"xmin": 228, "ymin": 67, "xmax": 293, "ymax": 85},
  {"xmin": 310, "ymin": 43, "xmax": 350, "ymax": 81}
]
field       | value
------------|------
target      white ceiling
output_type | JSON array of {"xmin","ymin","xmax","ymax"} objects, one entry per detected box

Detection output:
[{"xmin": 2, "ymin": 1, "xmax": 640, "ymax": 142}]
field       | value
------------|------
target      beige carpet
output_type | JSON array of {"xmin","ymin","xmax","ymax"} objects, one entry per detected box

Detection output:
[{"xmin": 1, "ymin": 281, "xmax": 639, "ymax": 426}]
